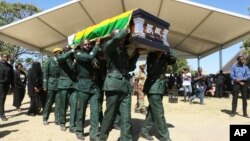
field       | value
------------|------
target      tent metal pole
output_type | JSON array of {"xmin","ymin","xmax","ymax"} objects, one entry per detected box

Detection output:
[
  {"xmin": 219, "ymin": 45, "xmax": 223, "ymax": 71},
  {"xmin": 197, "ymin": 56, "xmax": 200, "ymax": 68},
  {"xmin": 40, "ymin": 49, "xmax": 44, "ymax": 67}
]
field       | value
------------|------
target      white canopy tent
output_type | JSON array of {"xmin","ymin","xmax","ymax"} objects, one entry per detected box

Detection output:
[{"xmin": 0, "ymin": 0, "xmax": 250, "ymax": 60}]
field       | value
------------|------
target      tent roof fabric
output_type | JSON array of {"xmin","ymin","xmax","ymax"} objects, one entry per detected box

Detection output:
[{"xmin": 0, "ymin": 0, "xmax": 250, "ymax": 58}]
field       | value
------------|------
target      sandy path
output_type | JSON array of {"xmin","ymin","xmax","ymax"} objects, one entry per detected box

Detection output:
[{"xmin": 0, "ymin": 94, "xmax": 249, "ymax": 141}]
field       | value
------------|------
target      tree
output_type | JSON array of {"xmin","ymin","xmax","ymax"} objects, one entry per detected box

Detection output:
[
  {"xmin": 243, "ymin": 39, "xmax": 250, "ymax": 68},
  {"xmin": 167, "ymin": 58, "xmax": 189, "ymax": 75},
  {"xmin": 242, "ymin": 7, "xmax": 250, "ymax": 68},
  {"xmin": 0, "ymin": 1, "xmax": 41, "ymax": 67}
]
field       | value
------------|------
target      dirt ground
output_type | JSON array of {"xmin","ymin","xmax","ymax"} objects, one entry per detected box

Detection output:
[{"xmin": 0, "ymin": 93, "xmax": 250, "ymax": 141}]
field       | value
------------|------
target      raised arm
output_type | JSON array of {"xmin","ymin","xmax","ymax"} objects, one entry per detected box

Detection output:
[
  {"xmin": 129, "ymin": 51, "xmax": 140, "ymax": 71},
  {"xmin": 57, "ymin": 51, "xmax": 74, "ymax": 64},
  {"xmin": 43, "ymin": 58, "xmax": 50, "ymax": 90},
  {"xmin": 103, "ymin": 29, "xmax": 129, "ymax": 55}
]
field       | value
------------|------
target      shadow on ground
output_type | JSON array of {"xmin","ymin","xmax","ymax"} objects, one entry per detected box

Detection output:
[
  {"xmin": 5, "ymin": 107, "xmax": 29, "ymax": 113},
  {"xmin": 132, "ymin": 118, "xmax": 174, "ymax": 141},
  {"xmin": 0, "ymin": 130, "xmax": 18, "ymax": 138},
  {"xmin": 221, "ymin": 109, "xmax": 234, "ymax": 116},
  {"xmin": 0, "ymin": 120, "xmax": 29, "ymax": 128},
  {"xmin": 7, "ymin": 111, "xmax": 30, "ymax": 119}
]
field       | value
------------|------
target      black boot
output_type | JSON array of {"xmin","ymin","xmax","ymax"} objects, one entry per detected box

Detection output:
[{"xmin": 140, "ymin": 132, "xmax": 153, "ymax": 140}]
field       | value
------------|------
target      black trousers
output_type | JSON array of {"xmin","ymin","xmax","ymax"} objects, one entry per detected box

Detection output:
[
  {"xmin": 232, "ymin": 83, "xmax": 248, "ymax": 115},
  {"xmin": 27, "ymin": 94, "xmax": 40, "ymax": 115},
  {"xmin": 0, "ymin": 83, "xmax": 9, "ymax": 117},
  {"xmin": 13, "ymin": 87, "xmax": 25, "ymax": 109}
]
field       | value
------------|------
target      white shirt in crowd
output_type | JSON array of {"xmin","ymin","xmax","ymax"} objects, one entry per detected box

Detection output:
[{"xmin": 182, "ymin": 72, "xmax": 192, "ymax": 86}]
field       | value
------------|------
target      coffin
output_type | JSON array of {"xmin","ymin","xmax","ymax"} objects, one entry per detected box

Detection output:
[
  {"xmin": 72, "ymin": 9, "xmax": 170, "ymax": 54},
  {"xmin": 128, "ymin": 9, "xmax": 170, "ymax": 54}
]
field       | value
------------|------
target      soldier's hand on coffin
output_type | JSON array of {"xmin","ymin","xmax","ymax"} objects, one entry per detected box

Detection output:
[
  {"xmin": 95, "ymin": 38, "xmax": 101, "ymax": 45},
  {"xmin": 72, "ymin": 45, "xmax": 80, "ymax": 52},
  {"xmin": 63, "ymin": 45, "xmax": 71, "ymax": 52},
  {"xmin": 124, "ymin": 27, "xmax": 130, "ymax": 33}
]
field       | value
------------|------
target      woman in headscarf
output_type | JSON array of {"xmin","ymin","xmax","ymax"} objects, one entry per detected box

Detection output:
[{"xmin": 27, "ymin": 62, "xmax": 44, "ymax": 116}]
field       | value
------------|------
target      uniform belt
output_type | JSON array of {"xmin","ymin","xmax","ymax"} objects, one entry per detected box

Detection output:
[
  {"xmin": 107, "ymin": 70, "xmax": 120, "ymax": 74},
  {"xmin": 107, "ymin": 69, "xmax": 130, "ymax": 79}
]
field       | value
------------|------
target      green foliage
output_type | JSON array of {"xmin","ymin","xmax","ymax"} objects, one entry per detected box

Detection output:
[
  {"xmin": 244, "ymin": 8, "xmax": 250, "ymax": 68},
  {"xmin": 166, "ymin": 58, "xmax": 189, "ymax": 74},
  {"xmin": 243, "ymin": 39, "xmax": 250, "ymax": 49},
  {"xmin": 242, "ymin": 38, "xmax": 250, "ymax": 68},
  {"xmin": 0, "ymin": 1, "xmax": 41, "ymax": 26},
  {"xmin": 190, "ymin": 70, "xmax": 196, "ymax": 76},
  {"xmin": 0, "ymin": 1, "xmax": 41, "ymax": 66},
  {"xmin": 243, "ymin": 39, "xmax": 250, "ymax": 68}
]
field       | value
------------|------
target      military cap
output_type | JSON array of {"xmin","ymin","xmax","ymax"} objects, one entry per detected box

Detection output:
[{"xmin": 53, "ymin": 48, "xmax": 62, "ymax": 53}]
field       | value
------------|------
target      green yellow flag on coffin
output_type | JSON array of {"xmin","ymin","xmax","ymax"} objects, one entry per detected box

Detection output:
[{"xmin": 73, "ymin": 10, "xmax": 133, "ymax": 44}]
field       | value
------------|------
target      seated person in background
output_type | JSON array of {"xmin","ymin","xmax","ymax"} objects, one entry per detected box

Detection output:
[{"xmin": 215, "ymin": 70, "xmax": 225, "ymax": 98}]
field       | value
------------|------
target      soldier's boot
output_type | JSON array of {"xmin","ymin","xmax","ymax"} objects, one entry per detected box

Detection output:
[
  {"xmin": 99, "ymin": 134, "xmax": 108, "ymax": 141},
  {"xmin": 55, "ymin": 121, "xmax": 60, "ymax": 125},
  {"xmin": 140, "ymin": 132, "xmax": 153, "ymax": 140},
  {"xmin": 160, "ymin": 138, "xmax": 172, "ymax": 141},
  {"xmin": 76, "ymin": 133, "xmax": 84, "ymax": 140},
  {"xmin": 0, "ymin": 116, "xmax": 7, "ymax": 121},
  {"xmin": 113, "ymin": 123, "xmax": 120, "ymax": 130},
  {"xmin": 43, "ymin": 120, "xmax": 48, "ymax": 125},
  {"xmin": 140, "ymin": 107, "xmax": 147, "ymax": 115},
  {"xmin": 243, "ymin": 113, "xmax": 250, "ymax": 118},
  {"xmin": 60, "ymin": 124, "xmax": 66, "ymax": 131},
  {"xmin": 90, "ymin": 137, "xmax": 100, "ymax": 141},
  {"xmin": 69, "ymin": 127, "xmax": 75, "ymax": 133}
]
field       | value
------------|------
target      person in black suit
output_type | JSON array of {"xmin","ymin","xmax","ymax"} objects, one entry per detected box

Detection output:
[
  {"xmin": 27, "ymin": 62, "xmax": 44, "ymax": 116},
  {"xmin": 13, "ymin": 63, "xmax": 27, "ymax": 111},
  {"xmin": 0, "ymin": 53, "xmax": 14, "ymax": 121}
]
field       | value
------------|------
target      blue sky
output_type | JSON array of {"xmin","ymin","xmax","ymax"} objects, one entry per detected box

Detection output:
[
  {"xmin": 5, "ymin": 0, "xmax": 250, "ymax": 74},
  {"xmin": 4, "ymin": 0, "xmax": 68, "ymax": 10}
]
